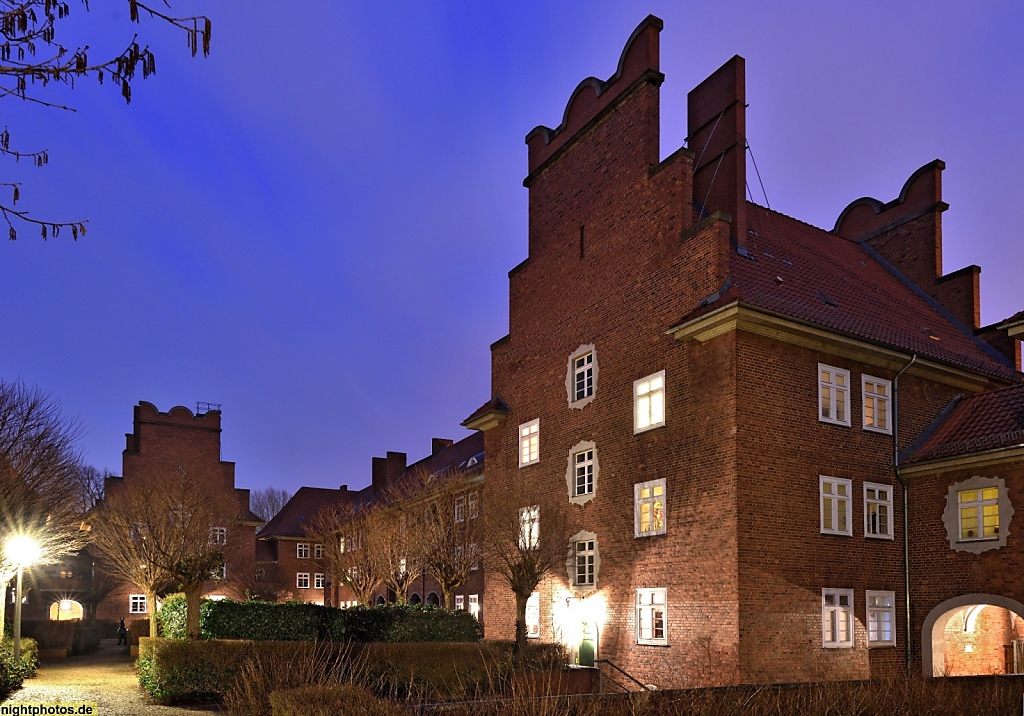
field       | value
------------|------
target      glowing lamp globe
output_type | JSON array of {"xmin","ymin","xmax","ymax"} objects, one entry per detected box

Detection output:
[{"xmin": 5, "ymin": 534, "xmax": 42, "ymax": 568}]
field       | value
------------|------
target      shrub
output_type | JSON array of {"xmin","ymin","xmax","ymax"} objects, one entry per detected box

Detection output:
[
  {"xmin": 20, "ymin": 620, "xmax": 74, "ymax": 650},
  {"xmin": 270, "ymin": 685, "xmax": 405, "ymax": 716},
  {"xmin": 128, "ymin": 618, "xmax": 150, "ymax": 646},
  {"xmin": 0, "ymin": 636, "xmax": 38, "ymax": 697},
  {"xmin": 357, "ymin": 641, "xmax": 505, "ymax": 700},
  {"xmin": 157, "ymin": 593, "xmax": 216, "ymax": 639}
]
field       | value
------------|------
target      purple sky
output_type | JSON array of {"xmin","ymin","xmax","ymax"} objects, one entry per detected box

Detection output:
[{"xmin": 1, "ymin": 1, "xmax": 1021, "ymax": 495}]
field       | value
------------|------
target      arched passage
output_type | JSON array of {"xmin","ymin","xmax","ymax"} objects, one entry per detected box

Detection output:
[
  {"xmin": 49, "ymin": 599, "xmax": 83, "ymax": 620},
  {"xmin": 922, "ymin": 594, "xmax": 1024, "ymax": 677}
]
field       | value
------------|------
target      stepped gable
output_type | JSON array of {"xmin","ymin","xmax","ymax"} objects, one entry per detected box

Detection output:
[
  {"xmin": 904, "ymin": 384, "xmax": 1024, "ymax": 464},
  {"xmin": 675, "ymin": 201, "xmax": 1020, "ymax": 381}
]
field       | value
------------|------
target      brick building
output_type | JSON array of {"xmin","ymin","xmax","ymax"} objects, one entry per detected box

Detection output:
[{"xmin": 464, "ymin": 15, "xmax": 1023, "ymax": 688}]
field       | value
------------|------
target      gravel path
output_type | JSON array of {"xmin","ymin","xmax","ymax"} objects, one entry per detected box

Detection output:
[{"xmin": 2, "ymin": 639, "xmax": 221, "ymax": 715}]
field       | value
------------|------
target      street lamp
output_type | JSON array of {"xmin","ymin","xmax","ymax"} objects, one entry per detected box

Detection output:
[{"xmin": 5, "ymin": 534, "xmax": 42, "ymax": 662}]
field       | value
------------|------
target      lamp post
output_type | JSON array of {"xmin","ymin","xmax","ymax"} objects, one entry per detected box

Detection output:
[{"xmin": 5, "ymin": 534, "xmax": 42, "ymax": 662}]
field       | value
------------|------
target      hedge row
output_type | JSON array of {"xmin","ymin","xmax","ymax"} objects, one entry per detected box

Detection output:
[
  {"xmin": 0, "ymin": 637, "xmax": 38, "ymax": 698},
  {"xmin": 157, "ymin": 595, "xmax": 482, "ymax": 643}
]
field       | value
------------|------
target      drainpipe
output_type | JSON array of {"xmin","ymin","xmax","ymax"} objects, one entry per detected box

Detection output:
[{"xmin": 893, "ymin": 353, "xmax": 917, "ymax": 676}]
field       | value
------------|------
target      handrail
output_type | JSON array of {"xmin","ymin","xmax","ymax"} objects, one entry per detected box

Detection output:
[{"xmin": 595, "ymin": 658, "xmax": 651, "ymax": 692}]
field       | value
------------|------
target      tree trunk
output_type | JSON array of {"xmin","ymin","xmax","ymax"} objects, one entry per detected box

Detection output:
[
  {"xmin": 514, "ymin": 591, "xmax": 530, "ymax": 658},
  {"xmin": 184, "ymin": 584, "xmax": 203, "ymax": 639},
  {"xmin": 442, "ymin": 586, "xmax": 454, "ymax": 609},
  {"xmin": 146, "ymin": 587, "xmax": 158, "ymax": 637}
]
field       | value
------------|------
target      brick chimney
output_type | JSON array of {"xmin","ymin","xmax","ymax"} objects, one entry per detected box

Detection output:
[
  {"xmin": 371, "ymin": 451, "xmax": 408, "ymax": 495},
  {"xmin": 688, "ymin": 55, "xmax": 747, "ymax": 248},
  {"xmin": 432, "ymin": 438, "xmax": 454, "ymax": 455}
]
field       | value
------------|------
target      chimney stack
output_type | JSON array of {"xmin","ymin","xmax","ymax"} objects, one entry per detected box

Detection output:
[{"xmin": 432, "ymin": 438, "xmax": 454, "ymax": 455}]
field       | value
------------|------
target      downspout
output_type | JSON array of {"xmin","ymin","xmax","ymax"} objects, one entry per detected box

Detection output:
[{"xmin": 893, "ymin": 353, "xmax": 917, "ymax": 675}]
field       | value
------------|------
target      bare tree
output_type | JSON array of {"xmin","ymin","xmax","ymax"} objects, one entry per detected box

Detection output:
[
  {"xmin": 417, "ymin": 475, "xmax": 482, "ymax": 610},
  {"xmin": 249, "ymin": 487, "xmax": 291, "ymax": 524},
  {"xmin": 0, "ymin": 1, "xmax": 211, "ymax": 239},
  {"xmin": 0, "ymin": 379, "xmax": 87, "ymax": 634},
  {"xmin": 305, "ymin": 502, "xmax": 384, "ymax": 606},
  {"xmin": 483, "ymin": 486, "xmax": 573, "ymax": 654}
]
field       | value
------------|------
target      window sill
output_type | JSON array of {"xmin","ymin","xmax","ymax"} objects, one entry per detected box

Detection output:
[
  {"xmin": 822, "ymin": 643, "xmax": 854, "ymax": 649},
  {"xmin": 818, "ymin": 419, "xmax": 851, "ymax": 428},
  {"xmin": 636, "ymin": 641, "xmax": 670, "ymax": 647},
  {"xmin": 868, "ymin": 641, "xmax": 896, "ymax": 649},
  {"xmin": 863, "ymin": 426, "xmax": 892, "ymax": 436},
  {"xmin": 635, "ymin": 531, "xmax": 667, "ymax": 539},
  {"xmin": 633, "ymin": 423, "xmax": 666, "ymax": 436},
  {"xmin": 865, "ymin": 534, "xmax": 895, "ymax": 541},
  {"xmin": 820, "ymin": 530, "xmax": 853, "ymax": 537}
]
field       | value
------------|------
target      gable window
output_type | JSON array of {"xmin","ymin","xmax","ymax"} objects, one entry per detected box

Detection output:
[
  {"xmin": 296, "ymin": 573, "xmax": 310, "ymax": 589},
  {"xmin": 314, "ymin": 543, "xmax": 324, "ymax": 559},
  {"xmin": 820, "ymin": 476, "xmax": 852, "ymax": 536},
  {"xmin": 519, "ymin": 419, "xmax": 540, "ymax": 467},
  {"xmin": 210, "ymin": 526, "xmax": 227, "ymax": 545},
  {"xmin": 862, "ymin": 376, "xmax": 892, "ymax": 434},
  {"xmin": 822, "ymin": 588, "xmax": 854, "ymax": 648},
  {"xmin": 314, "ymin": 573, "xmax": 325, "ymax": 589},
  {"xmin": 519, "ymin": 506, "xmax": 540, "ymax": 550},
  {"xmin": 297, "ymin": 542, "xmax": 310, "ymax": 559},
  {"xmin": 566, "ymin": 344, "xmax": 598, "ymax": 408},
  {"xmin": 864, "ymin": 483, "xmax": 893, "ymax": 539},
  {"xmin": 468, "ymin": 492, "xmax": 479, "ymax": 519},
  {"xmin": 818, "ymin": 364, "xmax": 851, "ymax": 426},
  {"xmin": 129, "ymin": 594, "xmax": 147, "ymax": 614},
  {"xmin": 567, "ymin": 531, "xmax": 599, "ymax": 592},
  {"xmin": 455, "ymin": 496, "xmax": 466, "ymax": 523},
  {"xmin": 637, "ymin": 588, "xmax": 667, "ymax": 645},
  {"xmin": 635, "ymin": 479, "xmax": 666, "ymax": 537},
  {"xmin": 867, "ymin": 590, "xmax": 895, "ymax": 646},
  {"xmin": 634, "ymin": 371, "xmax": 665, "ymax": 433},
  {"xmin": 526, "ymin": 592, "xmax": 540, "ymax": 638}
]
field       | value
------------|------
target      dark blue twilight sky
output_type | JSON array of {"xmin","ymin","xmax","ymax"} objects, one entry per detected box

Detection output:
[{"xmin": 1, "ymin": 1, "xmax": 1021, "ymax": 495}]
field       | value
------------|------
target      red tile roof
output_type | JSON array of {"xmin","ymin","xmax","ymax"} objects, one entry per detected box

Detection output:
[
  {"xmin": 675, "ymin": 203, "xmax": 1020, "ymax": 381},
  {"xmin": 903, "ymin": 384, "xmax": 1024, "ymax": 464}
]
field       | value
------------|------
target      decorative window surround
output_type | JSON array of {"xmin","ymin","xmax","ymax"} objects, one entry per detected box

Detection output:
[
  {"xmin": 566, "ymin": 441, "xmax": 598, "ymax": 505},
  {"xmin": 822, "ymin": 588, "xmax": 854, "ymax": 648},
  {"xmin": 519, "ymin": 419, "xmax": 540, "ymax": 467},
  {"xmin": 867, "ymin": 590, "xmax": 895, "ymax": 646},
  {"xmin": 634, "ymin": 371, "xmax": 666, "ymax": 433},
  {"xmin": 862, "ymin": 375, "xmax": 892, "ymax": 434},
  {"xmin": 566, "ymin": 344, "xmax": 597, "ymax": 409},
  {"xmin": 819, "ymin": 364, "xmax": 851, "ymax": 426},
  {"xmin": 637, "ymin": 588, "xmax": 668, "ymax": 645},
  {"xmin": 864, "ymin": 482, "xmax": 894, "ymax": 540},
  {"xmin": 634, "ymin": 479, "xmax": 666, "ymax": 537},
  {"xmin": 567, "ymin": 531, "xmax": 599, "ymax": 593},
  {"xmin": 943, "ymin": 476, "xmax": 1013, "ymax": 553},
  {"xmin": 820, "ymin": 476, "xmax": 852, "ymax": 536}
]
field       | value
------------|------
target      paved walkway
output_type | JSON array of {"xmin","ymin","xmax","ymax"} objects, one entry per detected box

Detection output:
[{"xmin": 2, "ymin": 639, "xmax": 221, "ymax": 715}]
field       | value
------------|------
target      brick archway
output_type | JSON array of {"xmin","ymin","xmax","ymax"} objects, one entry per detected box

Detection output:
[{"xmin": 921, "ymin": 594, "xmax": 1024, "ymax": 677}]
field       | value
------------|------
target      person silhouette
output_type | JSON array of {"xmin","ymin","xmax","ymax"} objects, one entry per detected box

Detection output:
[{"xmin": 117, "ymin": 618, "xmax": 127, "ymax": 646}]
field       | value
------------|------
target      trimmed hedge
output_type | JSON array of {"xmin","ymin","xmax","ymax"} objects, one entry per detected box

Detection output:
[
  {"xmin": 270, "ymin": 685, "xmax": 404, "ymax": 716},
  {"xmin": 0, "ymin": 637, "xmax": 38, "ymax": 698},
  {"xmin": 157, "ymin": 597, "xmax": 482, "ymax": 643}
]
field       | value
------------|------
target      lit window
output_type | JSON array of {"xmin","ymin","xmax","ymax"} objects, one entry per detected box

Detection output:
[
  {"xmin": 637, "ymin": 588, "xmax": 667, "ymax": 645},
  {"xmin": 455, "ymin": 496, "xmax": 466, "ymax": 523},
  {"xmin": 210, "ymin": 526, "xmax": 227, "ymax": 545},
  {"xmin": 314, "ymin": 543, "xmax": 324, "ymax": 559},
  {"xmin": 818, "ymin": 364, "xmax": 851, "ymax": 426},
  {"xmin": 862, "ymin": 376, "xmax": 892, "ymax": 434},
  {"xmin": 820, "ymin": 476, "xmax": 852, "ymax": 536},
  {"xmin": 455, "ymin": 594, "xmax": 465, "ymax": 611},
  {"xmin": 635, "ymin": 479, "xmax": 666, "ymax": 537},
  {"xmin": 519, "ymin": 419, "xmax": 540, "ymax": 467},
  {"xmin": 866, "ymin": 590, "xmax": 895, "ymax": 646},
  {"xmin": 822, "ymin": 588, "xmax": 854, "ymax": 648},
  {"xmin": 297, "ymin": 543, "xmax": 310, "ymax": 559},
  {"xmin": 129, "ymin": 594, "xmax": 147, "ymax": 614},
  {"xmin": 864, "ymin": 483, "xmax": 893, "ymax": 539},
  {"xmin": 526, "ymin": 591, "xmax": 540, "ymax": 638},
  {"xmin": 634, "ymin": 371, "xmax": 666, "ymax": 433},
  {"xmin": 574, "ymin": 449, "xmax": 594, "ymax": 497},
  {"xmin": 574, "ymin": 539, "xmax": 596, "ymax": 587},
  {"xmin": 519, "ymin": 506, "xmax": 539, "ymax": 550},
  {"xmin": 468, "ymin": 492, "xmax": 479, "ymax": 519},
  {"xmin": 573, "ymin": 353, "xmax": 594, "ymax": 402},
  {"xmin": 314, "ymin": 573, "xmax": 325, "ymax": 589},
  {"xmin": 296, "ymin": 572, "xmax": 310, "ymax": 589},
  {"xmin": 959, "ymin": 488, "xmax": 1000, "ymax": 540},
  {"xmin": 468, "ymin": 594, "xmax": 480, "ymax": 620}
]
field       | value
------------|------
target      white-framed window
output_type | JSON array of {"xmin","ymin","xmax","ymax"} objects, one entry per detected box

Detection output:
[
  {"xmin": 455, "ymin": 595, "xmax": 465, "ymax": 611},
  {"xmin": 866, "ymin": 590, "xmax": 895, "ymax": 646},
  {"xmin": 468, "ymin": 492, "xmax": 479, "ymax": 519},
  {"xmin": 519, "ymin": 419, "xmax": 540, "ymax": 467},
  {"xmin": 634, "ymin": 371, "xmax": 666, "ymax": 433},
  {"xmin": 519, "ymin": 506, "xmax": 539, "ymax": 550},
  {"xmin": 314, "ymin": 543, "xmax": 325, "ymax": 559},
  {"xmin": 129, "ymin": 594, "xmax": 147, "ymax": 614},
  {"xmin": 526, "ymin": 591, "xmax": 540, "ymax": 638},
  {"xmin": 211, "ymin": 562, "xmax": 226, "ymax": 580},
  {"xmin": 314, "ymin": 573, "xmax": 325, "ymax": 589},
  {"xmin": 818, "ymin": 364, "xmax": 851, "ymax": 426},
  {"xmin": 637, "ymin": 588, "xmax": 667, "ymax": 645},
  {"xmin": 455, "ymin": 496, "xmax": 466, "ymax": 523},
  {"xmin": 573, "ymin": 448, "xmax": 594, "ymax": 498},
  {"xmin": 820, "ymin": 476, "xmax": 852, "ymax": 536},
  {"xmin": 297, "ymin": 542, "xmax": 310, "ymax": 559},
  {"xmin": 574, "ymin": 539, "xmax": 596, "ymax": 587},
  {"xmin": 822, "ymin": 588, "xmax": 854, "ymax": 648},
  {"xmin": 864, "ymin": 483, "xmax": 893, "ymax": 539},
  {"xmin": 296, "ymin": 572, "xmax": 310, "ymax": 589},
  {"xmin": 470, "ymin": 543, "xmax": 479, "ymax": 570},
  {"xmin": 573, "ymin": 352, "xmax": 594, "ymax": 402},
  {"xmin": 210, "ymin": 526, "xmax": 227, "ymax": 545},
  {"xmin": 635, "ymin": 479, "xmax": 666, "ymax": 537},
  {"xmin": 469, "ymin": 594, "xmax": 480, "ymax": 620},
  {"xmin": 958, "ymin": 487, "xmax": 1000, "ymax": 541},
  {"xmin": 862, "ymin": 375, "xmax": 892, "ymax": 434}
]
